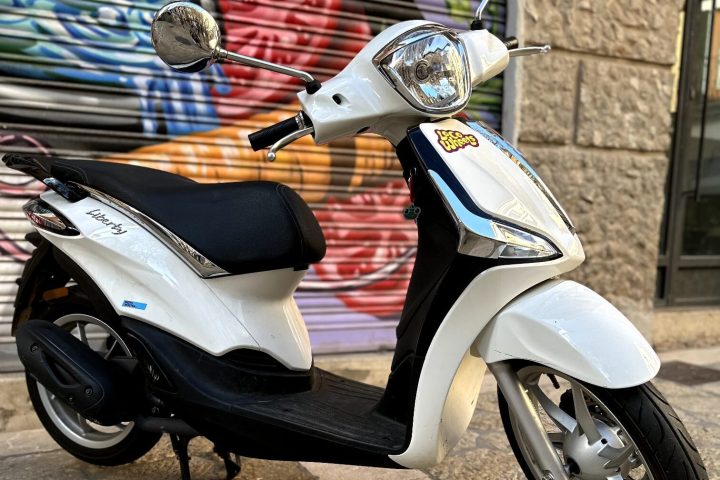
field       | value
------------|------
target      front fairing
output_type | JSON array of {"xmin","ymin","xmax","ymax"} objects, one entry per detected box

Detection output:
[{"xmin": 408, "ymin": 118, "xmax": 584, "ymax": 261}]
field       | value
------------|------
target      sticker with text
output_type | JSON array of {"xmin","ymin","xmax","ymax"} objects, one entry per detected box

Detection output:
[
  {"xmin": 435, "ymin": 129, "xmax": 479, "ymax": 153},
  {"xmin": 122, "ymin": 300, "xmax": 147, "ymax": 311}
]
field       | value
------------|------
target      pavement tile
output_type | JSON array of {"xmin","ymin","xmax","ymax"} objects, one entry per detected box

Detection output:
[
  {"xmin": 0, "ymin": 429, "xmax": 59, "ymax": 458},
  {"xmin": 0, "ymin": 347, "xmax": 719, "ymax": 479},
  {"xmin": 657, "ymin": 361, "xmax": 720, "ymax": 385},
  {"xmin": 301, "ymin": 462, "xmax": 429, "ymax": 479},
  {"xmin": 658, "ymin": 346, "xmax": 720, "ymax": 366},
  {"xmin": 0, "ymin": 436, "xmax": 315, "ymax": 480}
]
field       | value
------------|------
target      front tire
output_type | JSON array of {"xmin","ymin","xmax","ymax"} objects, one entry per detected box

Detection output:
[{"xmin": 498, "ymin": 364, "xmax": 708, "ymax": 480}]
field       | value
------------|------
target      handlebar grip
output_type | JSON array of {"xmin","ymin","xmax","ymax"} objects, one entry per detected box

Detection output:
[
  {"xmin": 248, "ymin": 113, "xmax": 310, "ymax": 151},
  {"xmin": 503, "ymin": 37, "xmax": 520, "ymax": 50}
]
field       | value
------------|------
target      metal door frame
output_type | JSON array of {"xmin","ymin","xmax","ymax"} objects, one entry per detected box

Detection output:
[{"xmin": 658, "ymin": 0, "xmax": 720, "ymax": 306}]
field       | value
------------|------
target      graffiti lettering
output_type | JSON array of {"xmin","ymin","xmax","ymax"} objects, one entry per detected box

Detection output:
[{"xmin": 0, "ymin": 0, "xmax": 501, "ymax": 352}]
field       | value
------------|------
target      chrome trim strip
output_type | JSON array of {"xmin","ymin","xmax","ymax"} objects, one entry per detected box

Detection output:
[
  {"xmin": 467, "ymin": 123, "xmax": 576, "ymax": 233},
  {"xmin": 427, "ymin": 171, "xmax": 506, "ymax": 258},
  {"xmin": 295, "ymin": 112, "xmax": 307, "ymax": 130},
  {"xmin": 75, "ymin": 184, "xmax": 229, "ymax": 278},
  {"xmin": 372, "ymin": 25, "xmax": 472, "ymax": 115},
  {"xmin": 372, "ymin": 24, "xmax": 450, "ymax": 67},
  {"xmin": 427, "ymin": 171, "xmax": 559, "ymax": 260}
]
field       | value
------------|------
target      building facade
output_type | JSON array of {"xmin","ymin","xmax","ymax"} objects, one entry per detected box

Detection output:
[
  {"xmin": 0, "ymin": 0, "xmax": 716, "ymax": 370},
  {"xmin": 511, "ymin": 0, "xmax": 720, "ymax": 348}
]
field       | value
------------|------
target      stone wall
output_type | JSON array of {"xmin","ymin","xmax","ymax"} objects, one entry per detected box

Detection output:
[{"xmin": 514, "ymin": 0, "xmax": 685, "ymax": 337}]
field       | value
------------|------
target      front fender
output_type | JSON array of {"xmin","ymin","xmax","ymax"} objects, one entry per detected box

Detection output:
[{"xmin": 474, "ymin": 280, "xmax": 661, "ymax": 388}]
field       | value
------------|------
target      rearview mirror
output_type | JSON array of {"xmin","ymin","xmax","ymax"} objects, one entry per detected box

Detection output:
[{"xmin": 151, "ymin": 2, "xmax": 221, "ymax": 73}]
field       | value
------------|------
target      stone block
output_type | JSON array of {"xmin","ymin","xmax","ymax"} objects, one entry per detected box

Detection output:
[
  {"xmin": 520, "ymin": 145, "xmax": 669, "ymax": 337},
  {"xmin": 577, "ymin": 60, "xmax": 674, "ymax": 151},
  {"xmin": 523, "ymin": 0, "xmax": 684, "ymax": 66},
  {"xmin": 518, "ymin": 53, "xmax": 579, "ymax": 145}
]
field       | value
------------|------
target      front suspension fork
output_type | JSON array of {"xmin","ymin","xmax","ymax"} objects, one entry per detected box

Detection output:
[{"xmin": 489, "ymin": 362, "xmax": 570, "ymax": 480}]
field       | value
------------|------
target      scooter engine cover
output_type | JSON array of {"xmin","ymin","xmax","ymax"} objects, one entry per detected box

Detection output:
[{"xmin": 16, "ymin": 320, "xmax": 136, "ymax": 426}]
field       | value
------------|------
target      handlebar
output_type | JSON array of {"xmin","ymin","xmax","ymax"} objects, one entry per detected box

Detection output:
[
  {"xmin": 508, "ymin": 44, "xmax": 552, "ymax": 57},
  {"xmin": 501, "ymin": 36, "xmax": 550, "ymax": 57},
  {"xmin": 248, "ymin": 112, "xmax": 312, "ymax": 151},
  {"xmin": 503, "ymin": 37, "xmax": 520, "ymax": 50}
]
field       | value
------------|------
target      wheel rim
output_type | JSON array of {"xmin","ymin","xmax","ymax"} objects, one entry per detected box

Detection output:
[
  {"xmin": 36, "ymin": 313, "xmax": 135, "ymax": 450},
  {"xmin": 508, "ymin": 365, "xmax": 655, "ymax": 480}
]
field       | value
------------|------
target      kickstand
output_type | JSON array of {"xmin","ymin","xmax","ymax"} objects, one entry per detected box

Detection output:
[
  {"xmin": 170, "ymin": 434, "xmax": 192, "ymax": 480},
  {"xmin": 214, "ymin": 446, "xmax": 241, "ymax": 480}
]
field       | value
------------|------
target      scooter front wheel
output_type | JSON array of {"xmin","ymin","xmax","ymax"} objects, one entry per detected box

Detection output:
[{"xmin": 497, "ymin": 363, "xmax": 708, "ymax": 480}]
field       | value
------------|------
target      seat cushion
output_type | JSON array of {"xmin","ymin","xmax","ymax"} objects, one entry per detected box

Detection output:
[{"xmin": 18, "ymin": 155, "xmax": 326, "ymax": 275}]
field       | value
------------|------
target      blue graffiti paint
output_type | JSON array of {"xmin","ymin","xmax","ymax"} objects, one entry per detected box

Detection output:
[{"xmin": 0, "ymin": 0, "xmax": 228, "ymax": 136}]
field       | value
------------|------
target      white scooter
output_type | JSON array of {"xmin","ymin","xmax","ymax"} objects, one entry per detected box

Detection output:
[{"xmin": 4, "ymin": 2, "xmax": 707, "ymax": 479}]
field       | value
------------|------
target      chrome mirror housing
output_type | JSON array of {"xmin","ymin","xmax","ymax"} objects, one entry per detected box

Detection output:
[{"xmin": 151, "ymin": 2, "xmax": 221, "ymax": 73}]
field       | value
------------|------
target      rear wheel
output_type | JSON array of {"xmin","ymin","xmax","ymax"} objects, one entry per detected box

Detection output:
[
  {"xmin": 498, "ymin": 364, "xmax": 708, "ymax": 480},
  {"xmin": 22, "ymin": 250, "xmax": 160, "ymax": 466}
]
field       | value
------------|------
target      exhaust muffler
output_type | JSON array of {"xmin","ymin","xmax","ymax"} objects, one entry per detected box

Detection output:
[{"xmin": 16, "ymin": 320, "xmax": 137, "ymax": 426}]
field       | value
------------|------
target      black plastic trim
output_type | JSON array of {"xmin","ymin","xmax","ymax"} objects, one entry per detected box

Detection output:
[
  {"xmin": 2, "ymin": 153, "xmax": 87, "ymax": 201},
  {"xmin": 17, "ymin": 319, "xmax": 137, "ymax": 426},
  {"xmin": 121, "ymin": 317, "xmax": 407, "ymax": 467},
  {"xmin": 378, "ymin": 139, "xmax": 499, "ymax": 426}
]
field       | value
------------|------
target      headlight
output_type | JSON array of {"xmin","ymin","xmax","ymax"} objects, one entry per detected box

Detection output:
[
  {"xmin": 429, "ymin": 170, "xmax": 560, "ymax": 261},
  {"xmin": 373, "ymin": 25, "xmax": 470, "ymax": 114},
  {"xmin": 495, "ymin": 224, "xmax": 558, "ymax": 259}
]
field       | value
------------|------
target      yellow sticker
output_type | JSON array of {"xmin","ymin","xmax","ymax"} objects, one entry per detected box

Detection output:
[{"xmin": 435, "ymin": 129, "xmax": 479, "ymax": 153}]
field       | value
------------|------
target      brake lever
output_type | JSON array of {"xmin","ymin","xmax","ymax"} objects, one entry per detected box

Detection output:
[
  {"xmin": 267, "ymin": 127, "xmax": 315, "ymax": 162},
  {"xmin": 509, "ymin": 45, "xmax": 552, "ymax": 57}
]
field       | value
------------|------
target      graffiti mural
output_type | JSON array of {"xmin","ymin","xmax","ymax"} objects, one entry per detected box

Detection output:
[{"xmin": 0, "ymin": 0, "xmax": 505, "ymax": 357}]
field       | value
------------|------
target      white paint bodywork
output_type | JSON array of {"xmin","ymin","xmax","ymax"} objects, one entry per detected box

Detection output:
[
  {"xmin": 390, "ymin": 254, "xmax": 584, "ymax": 468},
  {"xmin": 391, "ymin": 264, "xmax": 660, "ymax": 469},
  {"xmin": 390, "ymin": 119, "xmax": 654, "ymax": 468},
  {"xmin": 37, "ymin": 191, "xmax": 313, "ymax": 371},
  {"xmin": 418, "ymin": 119, "xmax": 577, "ymax": 253},
  {"xmin": 298, "ymin": 22, "xmax": 509, "ymax": 145},
  {"xmin": 20, "ymin": 16, "xmax": 663, "ymax": 472},
  {"xmin": 475, "ymin": 279, "xmax": 661, "ymax": 388}
]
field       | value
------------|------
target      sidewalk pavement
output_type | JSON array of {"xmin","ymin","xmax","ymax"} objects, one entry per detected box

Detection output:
[{"xmin": 0, "ymin": 347, "xmax": 718, "ymax": 480}]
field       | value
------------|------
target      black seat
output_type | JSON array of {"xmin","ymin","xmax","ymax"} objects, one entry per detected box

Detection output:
[{"xmin": 3, "ymin": 154, "xmax": 326, "ymax": 275}]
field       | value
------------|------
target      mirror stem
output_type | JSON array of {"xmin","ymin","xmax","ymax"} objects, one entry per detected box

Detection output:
[
  {"xmin": 218, "ymin": 49, "xmax": 321, "ymax": 93},
  {"xmin": 471, "ymin": 0, "xmax": 491, "ymax": 30},
  {"xmin": 474, "ymin": 0, "xmax": 490, "ymax": 19}
]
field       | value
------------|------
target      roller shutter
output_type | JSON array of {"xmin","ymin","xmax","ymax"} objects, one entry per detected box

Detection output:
[{"xmin": 0, "ymin": 0, "xmax": 507, "ymax": 370}]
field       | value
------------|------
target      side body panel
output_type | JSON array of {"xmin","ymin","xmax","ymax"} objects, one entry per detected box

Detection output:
[
  {"xmin": 298, "ymin": 23, "xmax": 509, "ymax": 146},
  {"xmin": 475, "ymin": 280, "xmax": 661, "ymax": 388},
  {"xmin": 390, "ymin": 256, "xmax": 583, "ymax": 469},
  {"xmin": 37, "ymin": 190, "xmax": 313, "ymax": 370},
  {"xmin": 392, "ymin": 120, "xmax": 585, "ymax": 468},
  {"xmin": 415, "ymin": 118, "xmax": 578, "ymax": 257},
  {"xmin": 392, "ymin": 120, "xmax": 658, "ymax": 467}
]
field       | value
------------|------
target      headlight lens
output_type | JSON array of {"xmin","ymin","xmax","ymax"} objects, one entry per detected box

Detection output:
[{"xmin": 374, "ymin": 26, "xmax": 470, "ymax": 114}]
